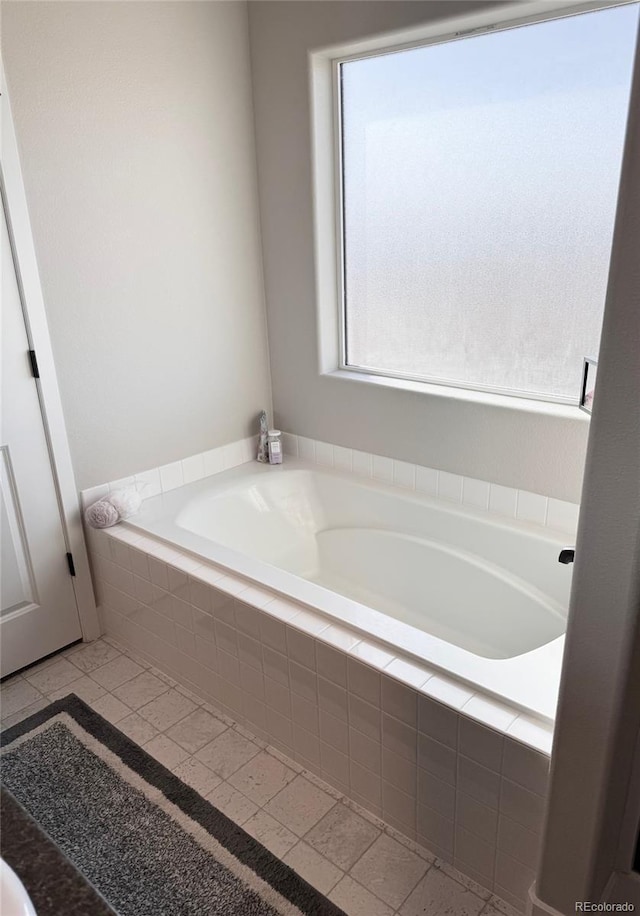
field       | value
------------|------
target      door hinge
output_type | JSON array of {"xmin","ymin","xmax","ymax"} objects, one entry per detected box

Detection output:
[
  {"xmin": 66, "ymin": 552, "xmax": 76, "ymax": 577},
  {"xmin": 28, "ymin": 349, "xmax": 40, "ymax": 379}
]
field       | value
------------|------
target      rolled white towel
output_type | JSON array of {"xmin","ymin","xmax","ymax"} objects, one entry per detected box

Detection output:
[
  {"xmin": 109, "ymin": 487, "xmax": 142, "ymax": 518},
  {"xmin": 85, "ymin": 499, "xmax": 120, "ymax": 529}
]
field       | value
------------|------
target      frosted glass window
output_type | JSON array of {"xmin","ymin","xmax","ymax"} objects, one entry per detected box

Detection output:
[{"xmin": 341, "ymin": 5, "xmax": 638, "ymax": 402}]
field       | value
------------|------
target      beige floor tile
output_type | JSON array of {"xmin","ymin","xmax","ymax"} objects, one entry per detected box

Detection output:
[
  {"xmin": 202, "ymin": 703, "xmax": 235, "ymax": 727},
  {"xmin": 115, "ymin": 646, "xmax": 152, "ymax": 670},
  {"xmin": 305, "ymin": 802, "xmax": 380, "ymax": 871},
  {"xmin": 112, "ymin": 671, "xmax": 170, "ymax": 710},
  {"xmin": 228, "ymin": 750, "xmax": 298, "ymax": 807},
  {"xmin": 100, "ymin": 635, "xmax": 124, "ymax": 650},
  {"xmin": 149, "ymin": 666, "xmax": 177, "ymax": 687},
  {"xmin": 284, "ymin": 841, "xmax": 344, "ymax": 894},
  {"xmin": 267, "ymin": 746, "xmax": 304, "ymax": 774},
  {"xmin": 329, "ymin": 875, "xmax": 394, "ymax": 916},
  {"xmin": 14, "ymin": 641, "xmax": 503, "ymax": 916},
  {"xmin": 25, "ymin": 658, "xmax": 82, "ymax": 695},
  {"xmin": 488, "ymin": 895, "xmax": 523, "ymax": 916},
  {"xmin": 387, "ymin": 827, "xmax": 435, "ymax": 864},
  {"xmin": 243, "ymin": 810, "xmax": 298, "ymax": 859},
  {"xmin": 48, "ymin": 675, "xmax": 106, "ymax": 704},
  {"xmin": 137, "ymin": 689, "xmax": 197, "ymax": 731},
  {"xmin": 90, "ymin": 655, "xmax": 144, "ymax": 691},
  {"xmin": 195, "ymin": 729, "xmax": 260, "ymax": 779},
  {"xmin": 173, "ymin": 757, "xmax": 223, "ymax": 796},
  {"xmin": 116, "ymin": 712, "xmax": 159, "ymax": 745},
  {"xmin": 350, "ymin": 833, "xmax": 428, "ymax": 910},
  {"xmin": 100, "ymin": 635, "xmax": 139, "ymax": 656},
  {"xmin": 207, "ymin": 781, "xmax": 259, "ymax": 825},
  {"xmin": 1, "ymin": 678, "xmax": 44, "ymax": 718},
  {"xmin": 144, "ymin": 734, "xmax": 190, "ymax": 769},
  {"xmin": 236, "ymin": 723, "xmax": 268, "ymax": 748},
  {"xmin": 175, "ymin": 684, "xmax": 205, "ymax": 705},
  {"xmin": 165, "ymin": 707, "xmax": 228, "ymax": 754},
  {"xmin": 89, "ymin": 693, "xmax": 131, "ymax": 724},
  {"xmin": 400, "ymin": 867, "xmax": 486, "ymax": 916},
  {"xmin": 303, "ymin": 768, "xmax": 344, "ymax": 802},
  {"xmin": 19, "ymin": 655, "xmax": 60, "ymax": 676},
  {"xmin": 1, "ymin": 697, "xmax": 50, "ymax": 729},
  {"xmin": 66, "ymin": 640, "xmax": 121, "ymax": 673},
  {"xmin": 263, "ymin": 775, "xmax": 336, "ymax": 837},
  {"xmin": 434, "ymin": 861, "xmax": 493, "ymax": 901}
]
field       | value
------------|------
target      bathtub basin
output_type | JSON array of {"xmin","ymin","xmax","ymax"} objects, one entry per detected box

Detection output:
[{"xmin": 126, "ymin": 460, "xmax": 573, "ymax": 719}]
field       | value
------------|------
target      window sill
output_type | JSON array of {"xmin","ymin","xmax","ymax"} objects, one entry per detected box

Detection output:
[{"xmin": 324, "ymin": 369, "xmax": 589, "ymax": 421}]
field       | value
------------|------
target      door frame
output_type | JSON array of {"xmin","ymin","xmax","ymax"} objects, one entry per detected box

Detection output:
[
  {"xmin": 531, "ymin": 12, "xmax": 640, "ymax": 914},
  {"xmin": 1, "ymin": 63, "xmax": 99, "ymax": 644}
]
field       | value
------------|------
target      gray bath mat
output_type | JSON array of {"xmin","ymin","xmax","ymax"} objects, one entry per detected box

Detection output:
[{"xmin": 0, "ymin": 696, "xmax": 346, "ymax": 916}]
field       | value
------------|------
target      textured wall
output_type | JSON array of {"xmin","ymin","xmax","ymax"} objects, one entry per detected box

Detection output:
[
  {"xmin": 248, "ymin": 0, "xmax": 591, "ymax": 502},
  {"xmin": 2, "ymin": 1, "xmax": 272, "ymax": 489}
]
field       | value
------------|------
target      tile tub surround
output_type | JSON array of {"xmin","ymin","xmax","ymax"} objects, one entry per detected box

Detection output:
[
  {"xmin": 280, "ymin": 433, "xmax": 579, "ymax": 536},
  {"xmin": 80, "ymin": 436, "xmax": 259, "ymax": 510},
  {"xmin": 79, "ymin": 432, "xmax": 579, "ymax": 540},
  {"xmin": 87, "ymin": 524, "xmax": 552, "ymax": 910}
]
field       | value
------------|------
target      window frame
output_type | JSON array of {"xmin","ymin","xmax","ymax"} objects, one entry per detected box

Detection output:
[{"xmin": 311, "ymin": 0, "xmax": 635, "ymax": 410}]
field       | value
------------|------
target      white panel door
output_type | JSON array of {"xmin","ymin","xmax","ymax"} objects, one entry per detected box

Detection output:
[{"xmin": 1, "ymin": 194, "xmax": 82, "ymax": 676}]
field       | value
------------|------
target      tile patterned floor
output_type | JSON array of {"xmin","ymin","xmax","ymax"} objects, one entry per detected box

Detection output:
[{"xmin": 1, "ymin": 639, "xmax": 522, "ymax": 916}]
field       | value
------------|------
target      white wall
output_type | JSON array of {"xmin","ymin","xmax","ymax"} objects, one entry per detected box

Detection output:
[
  {"xmin": 535, "ymin": 19, "xmax": 640, "ymax": 909},
  {"xmin": 2, "ymin": 1, "xmax": 272, "ymax": 490},
  {"xmin": 248, "ymin": 0, "xmax": 591, "ymax": 502}
]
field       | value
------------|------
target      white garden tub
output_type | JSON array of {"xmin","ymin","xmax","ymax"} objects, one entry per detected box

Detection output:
[{"xmin": 126, "ymin": 460, "xmax": 573, "ymax": 719}]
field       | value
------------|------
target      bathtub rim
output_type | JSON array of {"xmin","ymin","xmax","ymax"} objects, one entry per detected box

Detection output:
[
  {"xmin": 114, "ymin": 460, "xmax": 564, "ymax": 732},
  {"xmin": 122, "ymin": 459, "xmax": 566, "ymax": 723},
  {"xmin": 133, "ymin": 458, "xmax": 572, "ymax": 613}
]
